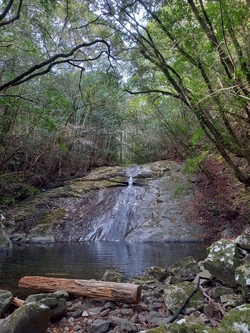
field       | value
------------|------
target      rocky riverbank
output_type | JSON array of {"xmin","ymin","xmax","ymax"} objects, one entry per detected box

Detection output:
[{"xmin": 1, "ymin": 230, "xmax": 250, "ymax": 332}]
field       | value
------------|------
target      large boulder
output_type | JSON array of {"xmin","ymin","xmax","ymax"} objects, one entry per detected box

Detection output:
[
  {"xmin": 203, "ymin": 239, "xmax": 240, "ymax": 286},
  {"xmin": 144, "ymin": 266, "xmax": 166, "ymax": 282},
  {"xmin": 168, "ymin": 256, "xmax": 199, "ymax": 281},
  {"xmin": 163, "ymin": 281, "xmax": 204, "ymax": 314},
  {"xmin": 101, "ymin": 268, "xmax": 125, "ymax": 283},
  {"xmin": 0, "ymin": 302, "xmax": 50, "ymax": 333},
  {"xmin": 219, "ymin": 304, "xmax": 250, "ymax": 332},
  {"xmin": 25, "ymin": 292, "xmax": 67, "ymax": 320},
  {"xmin": 235, "ymin": 233, "xmax": 250, "ymax": 251},
  {"xmin": 0, "ymin": 290, "xmax": 13, "ymax": 317}
]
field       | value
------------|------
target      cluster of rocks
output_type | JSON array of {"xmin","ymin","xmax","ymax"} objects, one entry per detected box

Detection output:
[{"xmin": 2, "ymin": 230, "xmax": 250, "ymax": 332}]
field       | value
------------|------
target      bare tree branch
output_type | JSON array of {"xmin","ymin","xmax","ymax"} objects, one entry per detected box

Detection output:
[
  {"xmin": 0, "ymin": 0, "xmax": 23, "ymax": 27},
  {"xmin": 0, "ymin": 39, "xmax": 111, "ymax": 91}
]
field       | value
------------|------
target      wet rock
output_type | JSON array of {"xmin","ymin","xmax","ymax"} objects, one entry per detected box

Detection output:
[
  {"xmin": 3, "ymin": 161, "xmax": 207, "ymax": 243},
  {"xmin": 0, "ymin": 290, "xmax": 13, "ymax": 317},
  {"xmin": 0, "ymin": 302, "xmax": 50, "ymax": 333},
  {"xmin": 168, "ymin": 256, "xmax": 199, "ymax": 281},
  {"xmin": 163, "ymin": 281, "xmax": 204, "ymax": 314},
  {"xmin": 29, "ymin": 235, "xmax": 55, "ymax": 243},
  {"xmin": 101, "ymin": 268, "xmax": 125, "ymax": 282},
  {"xmin": 203, "ymin": 239, "xmax": 240, "ymax": 286}
]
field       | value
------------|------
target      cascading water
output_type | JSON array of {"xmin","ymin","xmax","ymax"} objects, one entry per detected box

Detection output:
[
  {"xmin": 83, "ymin": 166, "xmax": 145, "ymax": 241},
  {"xmin": 80, "ymin": 163, "xmax": 206, "ymax": 242}
]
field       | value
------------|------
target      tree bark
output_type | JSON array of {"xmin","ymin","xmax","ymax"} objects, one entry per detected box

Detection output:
[{"xmin": 18, "ymin": 276, "xmax": 141, "ymax": 304}]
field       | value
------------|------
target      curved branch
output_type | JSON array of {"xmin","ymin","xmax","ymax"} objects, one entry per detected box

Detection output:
[
  {"xmin": 0, "ymin": 39, "xmax": 111, "ymax": 91},
  {"xmin": 124, "ymin": 88, "xmax": 179, "ymax": 99},
  {"xmin": 0, "ymin": 0, "xmax": 23, "ymax": 27}
]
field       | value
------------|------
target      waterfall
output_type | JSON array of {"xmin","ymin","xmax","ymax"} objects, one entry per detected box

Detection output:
[{"xmin": 83, "ymin": 167, "xmax": 145, "ymax": 242}]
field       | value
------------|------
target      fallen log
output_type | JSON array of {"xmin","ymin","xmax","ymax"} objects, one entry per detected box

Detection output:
[{"xmin": 18, "ymin": 276, "xmax": 141, "ymax": 304}]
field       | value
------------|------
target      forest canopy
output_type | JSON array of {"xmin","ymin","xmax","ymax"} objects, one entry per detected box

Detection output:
[{"xmin": 0, "ymin": 0, "xmax": 250, "ymax": 205}]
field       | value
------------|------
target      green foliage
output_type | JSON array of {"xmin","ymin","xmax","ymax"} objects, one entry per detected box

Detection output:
[
  {"xmin": 182, "ymin": 155, "xmax": 205, "ymax": 175},
  {"xmin": 171, "ymin": 183, "xmax": 190, "ymax": 199}
]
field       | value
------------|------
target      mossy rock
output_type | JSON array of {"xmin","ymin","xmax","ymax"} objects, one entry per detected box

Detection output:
[
  {"xmin": 144, "ymin": 266, "xmax": 166, "ymax": 282},
  {"xmin": 203, "ymin": 239, "xmax": 240, "ymax": 286},
  {"xmin": 235, "ymin": 263, "xmax": 250, "ymax": 297},
  {"xmin": 37, "ymin": 208, "xmax": 66, "ymax": 225},
  {"xmin": 129, "ymin": 274, "xmax": 163, "ymax": 290},
  {"xmin": 168, "ymin": 256, "xmax": 199, "ymax": 280},
  {"xmin": 219, "ymin": 304, "xmax": 250, "ymax": 332},
  {"xmin": 143, "ymin": 322, "xmax": 218, "ymax": 333},
  {"xmin": 163, "ymin": 281, "xmax": 204, "ymax": 314}
]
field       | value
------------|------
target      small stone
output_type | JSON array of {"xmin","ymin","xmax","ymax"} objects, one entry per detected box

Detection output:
[
  {"xmin": 138, "ymin": 313, "xmax": 147, "ymax": 324},
  {"xmin": 100, "ymin": 308, "xmax": 110, "ymax": 317},
  {"xmin": 91, "ymin": 319, "xmax": 110, "ymax": 333},
  {"xmin": 203, "ymin": 303, "xmax": 215, "ymax": 318},
  {"xmin": 82, "ymin": 310, "xmax": 89, "ymax": 317},
  {"xmin": 130, "ymin": 313, "xmax": 138, "ymax": 323},
  {"xmin": 89, "ymin": 307, "xmax": 103, "ymax": 315},
  {"xmin": 104, "ymin": 301, "xmax": 117, "ymax": 310},
  {"xmin": 121, "ymin": 308, "xmax": 133, "ymax": 316},
  {"xmin": 72, "ymin": 308, "xmax": 82, "ymax": 318},
  {"xmin": 138, "ymin": 302, "xmax": 148, "ymax": 311}
]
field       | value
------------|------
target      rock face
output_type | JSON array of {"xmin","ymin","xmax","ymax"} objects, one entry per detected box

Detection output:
[
  {"xmin": 0, "ymin": 220, "xmax": 13, "ymax": 250},
  {"xmin": 2, "ymin": 161, "xmax": 207, "ymax": 244}
]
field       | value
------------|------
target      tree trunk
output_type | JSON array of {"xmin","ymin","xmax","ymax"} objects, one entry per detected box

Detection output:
[{"xmin": 18, "ymin": 276, "xmax": 141, "ymax": 304}]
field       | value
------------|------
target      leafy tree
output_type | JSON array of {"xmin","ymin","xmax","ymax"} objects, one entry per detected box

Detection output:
[{"xmin": 99, "ymin": 0, "xmax": 250, "ymax": 185}]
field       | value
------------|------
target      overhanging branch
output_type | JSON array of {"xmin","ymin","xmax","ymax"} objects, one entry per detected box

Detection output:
[
  {"xmin": 124, "ymin": 88, "xmax": 179, "ymax": 99},
  {"xmin": 0, "ymin": 39, "xmax": 111, "ymax": 91}
]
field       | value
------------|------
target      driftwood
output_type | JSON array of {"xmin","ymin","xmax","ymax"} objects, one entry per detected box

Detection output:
[
  {"xmin": 11, "ymin": 297, "xmax": 24, "ymax": 307},
  {"xmin": 18, "ymin": 276, "xmax": 141, "ymax": 303}
]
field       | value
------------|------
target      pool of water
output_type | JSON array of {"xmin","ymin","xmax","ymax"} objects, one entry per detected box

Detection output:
[{"xmin": 0, "ymin": 241, "xmax": 210, "ymax": 298}]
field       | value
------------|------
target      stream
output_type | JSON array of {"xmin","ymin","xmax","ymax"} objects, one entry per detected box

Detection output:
[{"xmin": 0, "ymin": 241, "xmax": 210, "ymax": 298}]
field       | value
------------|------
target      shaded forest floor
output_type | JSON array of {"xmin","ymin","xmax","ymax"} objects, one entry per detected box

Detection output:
[{"xmin": 192, "ymin": 157, "xmax": 250, "ymax": 241}]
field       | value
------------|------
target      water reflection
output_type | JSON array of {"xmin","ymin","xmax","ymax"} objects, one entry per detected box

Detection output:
[{"xmin": 0, "ymin": 241, "xmax": 210, "ymax": 297}]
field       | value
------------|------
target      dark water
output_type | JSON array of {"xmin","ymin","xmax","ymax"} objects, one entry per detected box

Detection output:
[{"xmin": 0, "ymin": 241, "xmax": 210, "ymax": 298}]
